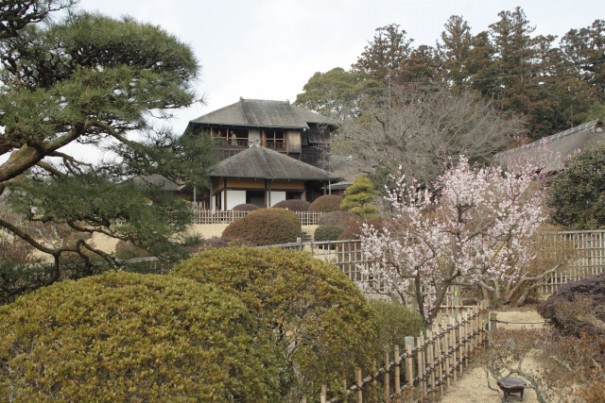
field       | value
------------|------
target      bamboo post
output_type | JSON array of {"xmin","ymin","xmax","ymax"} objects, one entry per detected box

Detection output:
[
  {"xmin": 435, "ymin": 322, "xmax": 443, "ymax": 397},
  {"xmin": 403, "ymin": 337, "xmax": 414, "ymax": 393},
  {"xmin": 384, "ymin": 350, "xmax": 390, "ymax": 401},
  {"xmin": 490, "ymin": 312, "xmax": 498, "ymax": 331},
  {"xmin": 394, "ymin": 345, "xmax": 401, "ymax": 393},
  {"xmin": 442, "ymin": 319, "xmax": 451, "ymax": 388},
  {"xmin": 320, "ymin": 385, "xmax": 327, "ymax": 403},
  {"xmin": 417, "ymin": 333, "xmax": 427, "ymax": 399},
  {"xmin": 355, "ymin": 367, "xmax": 363, "ymax": 402},
  {"xmin": 371, "ymin": 359, "xmax": 378, "ymax": 403},
  {"xmin": 426, "ymin": 328, "xmax": 435, "ymax": 398}
]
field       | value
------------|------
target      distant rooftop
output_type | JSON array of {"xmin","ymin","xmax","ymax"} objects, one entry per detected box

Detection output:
[
  {"xmin": 495, "ymin": 120, "xmax": 604, "ymax": 173},
  {"xmin": 189, "ymin": 98, "xmax": 337, "ymax": 130}
]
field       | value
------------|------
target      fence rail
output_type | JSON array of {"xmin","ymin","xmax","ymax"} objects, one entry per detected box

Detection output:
[
  {"xmin": 538, "ymin": 230, "xmax": 605, "ymax": 294},
  {"xmin": 317, "ymin": 302, "xmax": 489, "ymax": 402},
  {"xmin": 268, "ymin": 230, "xmax": 605, "ymax": 298},
  {"xmin": 189, "ymin": 208, "xmax": 324, "ymax": 225}
]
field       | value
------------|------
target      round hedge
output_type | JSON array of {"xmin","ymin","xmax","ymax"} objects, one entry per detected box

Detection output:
[
  {"xmin": 318, "ymin": 210, "xmax": 359, "ymax": 226},
  {"xmin": 0, "ymin": 271, "xmax": 282, "ymax": 402},
  {"xmin": 337, "ymin": 218, "xmax": 388, "ymax": 240},
  {"xmin": 272, "ymin": 199, "xmax": 311, "ymax": 211},
  {"xmin": 232, "ymin": 203, "xmax": 259, "ymax": 211},
  {"xmin": 222, "ymin": 208, "xmax": 301, "ymax": 246},
  {"xmin": 314, "ymin": 224, "xmax": 345, "ymax": 242},
  {"xmin": 172, "ymin": 247, "xmax": 379, "ymax": 400},
  {"xmin": 309, "ymin": 194, "xmax": 343, "ymax": 212}
]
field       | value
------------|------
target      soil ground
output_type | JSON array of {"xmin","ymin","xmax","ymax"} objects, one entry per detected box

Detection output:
[{"xmin": 440, "ymin": 307, "xmax": 547, "ymax": 403}]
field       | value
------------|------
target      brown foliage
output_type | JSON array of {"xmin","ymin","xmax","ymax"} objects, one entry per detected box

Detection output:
[
  {"xmin": 222, "ymin": 208, "xmax": 301, "ymax": 246},
  {"xmin": 309, "ymin": 195, "xmax": 343, "ymax": 212},
  {"xmin": 272, "ymin": 199, "xmax": 311, "ymax": 211}
]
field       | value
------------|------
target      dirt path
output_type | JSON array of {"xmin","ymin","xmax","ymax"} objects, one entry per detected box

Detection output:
[{"xmin": 440, "ymin": 308, "xmax": 546, "ymax": 403}]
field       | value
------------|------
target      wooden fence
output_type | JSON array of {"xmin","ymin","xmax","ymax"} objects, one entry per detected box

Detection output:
[
  {"xmin": 269, "ymin": 231, "xmax": 605, "ymax": 298},
  {"xmin": 316, "ymin": 302, "xmax": 490, "ymax": 403},
  {"xmin": 190, "ymin": 207, "xmax": 324, "ymax": 225},
  {"xmin": 538, "ymin": 230, "xmax": 605, "ymax": 294}
]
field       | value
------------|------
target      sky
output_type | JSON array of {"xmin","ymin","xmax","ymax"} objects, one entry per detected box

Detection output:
[{"xmin": 76, "ymin": 0, "xmax": 605, "ymax": 133}]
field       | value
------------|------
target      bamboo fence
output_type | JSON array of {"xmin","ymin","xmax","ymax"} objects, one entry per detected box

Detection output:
[{"xmin": 317, "ymin": 301, "xmax": 490, "ymax": 403}]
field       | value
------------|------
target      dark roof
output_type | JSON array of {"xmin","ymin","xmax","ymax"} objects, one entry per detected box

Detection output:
[
  {"xmin": 495, "ymin": 120, "xmax": 605, "ymax": 173},
  {"xmin": 189, "ymin": 98, "xmax": 337, "ymax": 130},
  {"xmin": 210, "ymin": 144, "xmax": 340, "ymax": 181}
]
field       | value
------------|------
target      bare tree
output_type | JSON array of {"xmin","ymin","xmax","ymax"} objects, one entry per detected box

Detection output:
[{"xmin": 334, "ymin": 85, "xmax": 526, "ymax": 187}]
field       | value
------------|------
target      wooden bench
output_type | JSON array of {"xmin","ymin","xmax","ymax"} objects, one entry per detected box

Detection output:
[{"xmin": 497, "ymin": 377, "xmax": 527, "ymax": 402}]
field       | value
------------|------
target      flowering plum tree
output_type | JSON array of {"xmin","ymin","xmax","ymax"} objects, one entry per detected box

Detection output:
[{"xmin": 359, "ymin": 156, "xmax": 548, "ymax": 325}]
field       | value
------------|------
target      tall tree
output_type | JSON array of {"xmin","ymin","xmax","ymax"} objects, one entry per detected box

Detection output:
[
  {"xmin": 0, "ymin": 1, "xmax": 214, "ymax": 294},
  {"xmin": 294, "ymin": 67, "xmax": 381, "ymax": 121},
  {"xmin": 438, "ymin": 15, "xmax": 472, "ymax": 90},
  {"xmin": 351, "ymin": 23, "xmax": 412, "ymax": 85},
  {"xmin": 561, "ymin": 20, "xmax": 605, "ymax": 102},
  {"xmin": 334, "ymin": 85, "xmax": 525, "ymax": 188}
]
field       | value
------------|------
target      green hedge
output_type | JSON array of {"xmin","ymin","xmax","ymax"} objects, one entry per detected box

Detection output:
[
  {"xmin": 172, "ymin": 247, "xmax": 379, "ymax": 400},
  {"xmin": 0, "ymin": 271, "xmax": 282, "ymax": 401}
]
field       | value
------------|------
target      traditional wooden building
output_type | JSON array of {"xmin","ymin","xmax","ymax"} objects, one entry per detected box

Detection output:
[
  {"xmin": 495, "ymin": 120, "xmax": 605, "ymax": 174},
  {"xmin": 186, "ymin": 98, "xmax": 340, "ymax": 210}
]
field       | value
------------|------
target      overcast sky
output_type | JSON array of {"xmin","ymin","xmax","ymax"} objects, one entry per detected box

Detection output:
[{"xmin": 75, "ymin": 0, "xmax": 605, "ymax": 131}]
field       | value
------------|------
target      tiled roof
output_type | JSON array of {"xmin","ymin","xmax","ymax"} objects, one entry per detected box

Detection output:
[
  {"xmin": 495, "ymin": 120, "xmax": 605, "ymax": 172},
  {"xmin": 190, "ymin": 98, "xmax": 337, "ymax": 129},
  {"xmin": 210, "ymin": 143, "xmax": 340, "ymax": 181}
]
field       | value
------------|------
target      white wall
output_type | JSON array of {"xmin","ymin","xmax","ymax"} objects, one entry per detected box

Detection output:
[
  {"xmin": 270, "ymin": 191, "xmax": 286, "ymax": 206},
  {"xmin": 226, "ymin": 190, "xmax": 246, "ymax": 210}
]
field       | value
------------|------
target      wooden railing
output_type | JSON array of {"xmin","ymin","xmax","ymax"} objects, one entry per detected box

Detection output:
[
  {"xmin": 189, "ymin": 208, "xmax": 325, "ymax": 226},
  {"xmin": 316, "ymin": 302, "xmax": 490, "ymax": 402}
]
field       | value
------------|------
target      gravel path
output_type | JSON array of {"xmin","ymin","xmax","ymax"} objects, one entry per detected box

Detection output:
[{"xmin": 439, "ymin": 308, "xmax": 546, "ymax": 403}]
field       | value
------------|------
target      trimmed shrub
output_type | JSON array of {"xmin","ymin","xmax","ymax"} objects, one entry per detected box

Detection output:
[
  {"xmin": 202, "ymin": 236, "xmax": 256, "ymax": 249},
  {"xmin": 318, "ymin": 210, "xmax": 359, "ymax": 226},
  {"xmin": 314, "ymin": 224, "xmax": 345, "ymax": 245},
  {"xmin": 337, "ymin": 218, "xmax": 388, "ymax": 240},
  {"xmin": 537, "ymin": 273, "xmax": 605, "ymax": 337},
  {"xmin": 222, "ymin": 208, "xmax": 301, "ymax": 246},
  {"xmin": 0, "ymin": 271, "xmax": 282, "ymax": 401},
  {"xmin": 309, "ymin": 194, "xmax": 343, "ymax": 212},
  {"xmin": 272, "ymin": 199, "xmax": 311, "ymax": 211},
  {"xmin": 368, "ymin": 300, "xmax": 425, "ymax": 353},
  {"xmin": 232, "ymin": 203, "xmax": 259, "ymax": 211},
  {"xmin": 172, "ymin": 247, "xmax": 379, "ymax": 400}
]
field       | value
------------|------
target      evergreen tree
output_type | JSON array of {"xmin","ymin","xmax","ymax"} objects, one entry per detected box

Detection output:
[
  {"xmin": 340, "ymin": 176, "xmax": 379, "ymax": 219},
  {"xmin": 0, "ymin": 1, "xmax": 214, "ymax": 295}
]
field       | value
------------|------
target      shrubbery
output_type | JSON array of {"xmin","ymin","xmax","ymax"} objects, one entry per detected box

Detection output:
[
  {"xmin": 0, "ymin": 271, "xmax": 282, "ymax": 401},
  {"xmin": 368, "ymin": 300, "xmax": 425, "ymax": 354},
  {"xmin": 172, "ymin": 247, "xmax": 379, "ymax": 400},
  {"xmin": 272, "ymin": 199, "xmax": 311, "ymax": 211},
  {"xmin": 222, "ymin": 208, "xmax": 301, "ymax": 246},
  {"xmin": 202, "ymin": 236, "xmax": 256, "ymax": 249},
  {"xmin": 318, "ymin": 210, "xmax": 359, "ymax": 226},
  {"xmin": 314, "ymin": 224, "xmax": 345, "ymax": 245},
  {"xmin": 309, "ymin": 194, "xmax": 343, "ymax": 212},
  {"xmin": 232, "ymin": 203, "xmax": 260, "ymax": 211},
  {"xmin": 537, "ymin": 273, "xmax": 605, "ymax": 337},
  {"xmin": 338, "ymin": 218, "xmax": 387, "ymax": 240}
]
